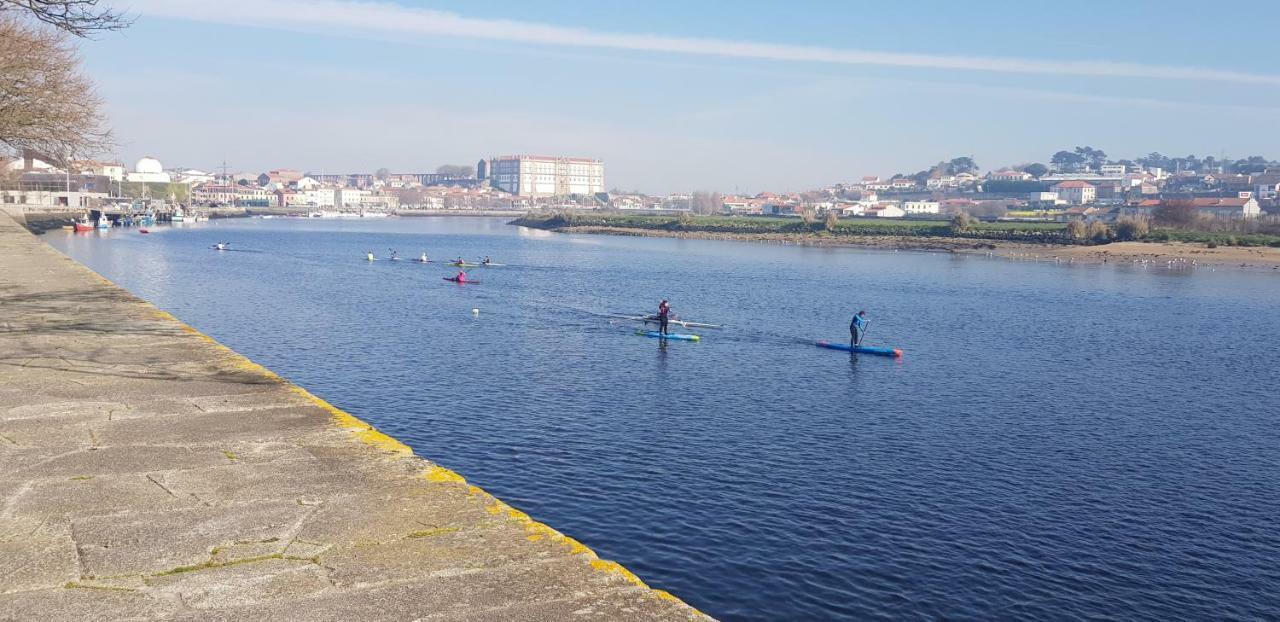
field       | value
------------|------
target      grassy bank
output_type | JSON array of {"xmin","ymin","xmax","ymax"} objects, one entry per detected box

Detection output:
[
  {"xmin": 513, "ymin": 213, "xmax": 1074, "ymax": 245},
  {"xmin": 513, "ymin": 213, "xmax": 1280, "ymax": 248}
]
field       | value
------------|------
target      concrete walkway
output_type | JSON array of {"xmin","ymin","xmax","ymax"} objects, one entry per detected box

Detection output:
[{"xmin": 0, "ymin": 212, "xmax": 708, "ymax": 621}]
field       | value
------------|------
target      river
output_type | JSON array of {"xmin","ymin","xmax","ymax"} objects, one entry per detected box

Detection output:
[{"xmin": 46, "ymin": 217, "xmax": 1280, "ymax": 621}]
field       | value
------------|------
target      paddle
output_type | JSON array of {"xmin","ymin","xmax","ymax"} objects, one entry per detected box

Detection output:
[{"xmin": 857, "ymin": 320, "xmax": 871, "ymax": 345}]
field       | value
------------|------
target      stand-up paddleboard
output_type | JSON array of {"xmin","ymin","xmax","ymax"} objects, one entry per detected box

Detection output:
[
  {"xmin": 636, "ymin": 330, "xmax": 700, "ymax": 342},
  {"xmin": 443, "ymin": 277, "xmax": 480, "ymax": 284},
  {"xmin": 816, "ymin": 341, "xmax": 902, "ymax": 357},
  {"xmin": 611, "ymin": 314, "xmax": 723, "ymax": 329}
]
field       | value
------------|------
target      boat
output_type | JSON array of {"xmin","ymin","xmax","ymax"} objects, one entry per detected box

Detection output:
[
  {"xmin": 443, "ymin": 277, "xmax": 479, "ymax": 284},
  {"xmin": 139, "ymin": 229, "xmax": 150, "ymax": 234},
  {"xmin": 95, "ymin": 216, "xmax": 111, "ymax": 230},
  {"xmin": 72, "ymin": 219, "xmax": 94, "ymax": 232},
  {"xmin": 815, "ymin": 341, "xmax": 902, "ymax": 358},
  {"xmin": 449, "ymin": 262, "xmax": 483, "ymax": 267},
  {"xmin": 170, "ymin": 206, "xmax": 186, "ymax": 222},
  {"xmin": 635, "ymin": 330, "xmax": 700, "ymax": 342},
  {"xmin": 612, "ymin": 314, "xmax": 723, "ymax": 329}
]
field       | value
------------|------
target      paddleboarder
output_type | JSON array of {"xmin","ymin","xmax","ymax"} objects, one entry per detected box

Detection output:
[
  {"xmin": 850, "ymin": 310, "xmax": 869, "ymax": 347},
  {"xmin": 657, "ymin": 299, "xmax": 672, "ymax": 335}
]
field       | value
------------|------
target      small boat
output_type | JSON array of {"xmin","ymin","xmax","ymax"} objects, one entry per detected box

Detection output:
[
  {"xmin": 449, "ymin": 262, "xmax": 482, "ymax": 267},
  {"xmin": 139, "ymin": 229, "xmax": 150, "ymax": 234},
  {"xmin": 443, "ymin": 277, "xmax": 479, "ymax": 284},
  {"xmin": 635, "ymin": 330, "xmax": 700, "ymax": 342},
  {"xmin": 73, "ymin": 219, "xmax": 94, "ymax": 232},
  {"xmin": 815, "ymin": 341, "xmax": 902, "ymax": 358}
]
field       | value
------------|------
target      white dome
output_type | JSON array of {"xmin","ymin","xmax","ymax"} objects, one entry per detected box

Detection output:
[{"xmin": 135, "ymin": 156, "xmax": 163, "ymax": 174}]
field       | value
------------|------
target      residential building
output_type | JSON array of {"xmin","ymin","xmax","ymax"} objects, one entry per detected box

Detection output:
[
  {"xmin": 865, "ymin": 204, "xmax": 906, "ymax": 218},
  {"xmin": 902, "ymin": 200, "xmax": 940, "ymax": 215},
  {"xmin": 1099, "ymin": 164, "xmax": 1127, "ymax": 176},
  {"xmin": 1051, "ymin": 180, "xmax": 1096, "ymax": 205},
  {"xmin": 257, "ymin": 169, "xmax": 304, "ymax": 186},
  {"xmin": 488, "ymin": 155, "xmax": 605, "ymax": 197},
  {"xmin": 989, "ymin": 169, "xmax": 1032, "ymax": 181},
  {"xmin": 889, "ymin": 178, "xmax": 915, "ymax": 190}
]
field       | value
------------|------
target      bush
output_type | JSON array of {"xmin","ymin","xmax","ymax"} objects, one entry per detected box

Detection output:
[
  {"xmin": 824, "ymin": 210, "xmax": 839, "ymax": 231},
  {"xmin": 949, "ymin": 212, "xmax": 972, "ymax": 233},
  {"xmin": 1114, "ymin": 217, "xmax": 1149, "ymax": 241},
  {"xmin": 1066, "ymin": 220, "xmax": 1087, "ymax": 240},
  {"xmin": 1087, "ymin": 221, "xmax": 1111, "ymax": 243},
  {"xmin": 800, "ymin": 208, "xmax": 816, "ymax": 226}
]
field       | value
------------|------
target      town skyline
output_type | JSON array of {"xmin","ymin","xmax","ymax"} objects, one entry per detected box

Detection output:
[{"xmin": 81, "ymin": 0, "xmax": 1280, "ymax": 193}]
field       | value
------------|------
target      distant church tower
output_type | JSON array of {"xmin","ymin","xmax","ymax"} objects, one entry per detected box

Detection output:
[{"xmin": 476, "ymin": 158, "xmax": 488, "ymax": 180}]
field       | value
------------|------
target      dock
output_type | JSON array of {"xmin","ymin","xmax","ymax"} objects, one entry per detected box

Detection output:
[{"xmin": 0, "ymin": 210, "xmax": 708, "ymax": 620}]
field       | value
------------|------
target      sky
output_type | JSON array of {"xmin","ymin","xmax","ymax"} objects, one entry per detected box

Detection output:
[{"xmin": 79, "ymin": 0, "xmax": 1280, "ymax": 193}]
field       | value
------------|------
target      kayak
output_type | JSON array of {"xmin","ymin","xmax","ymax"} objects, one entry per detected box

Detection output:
[
  {"xmin": 139, "ymin": 229, "xmax": 150, "ymax": 234},
  {"xmin": 612, "ymin": 314, "xmax": 724, "ymax": 329},
  {"xmin": 636, "ymin": 330, "xmax": 700, "ymax": 342},
  {"xmin": 443, "ymin": 277, "xmax": 480, "ymax": 284},
  {"xmin": 815, "ymin": 341, "xmax": 902, "ymax": 357},
  {"xmin": 450, "ymin": 262, "xmax": 504, "ymax": 267}
]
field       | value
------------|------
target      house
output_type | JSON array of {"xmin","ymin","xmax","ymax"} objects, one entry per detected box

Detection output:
[
  {"xmin": 989, "ymin": 169, "xmax": 1032, "ymax": 181},
  {"xmin": 902, "ymin": 200, "xmax": 940, "ymax": 215},
  {"xmin": 1254, "ymin": 173, "xmax": 1280, "ymax": 200},
  {"xmin": 841, "ymin": 204, "xmax": 866, "ymax": 217},
  {"xmin": 1058, "ymin": 206, "xmax": 1113, "ymax": 222},
  {"xmin": 865, "ymin": 204, "xmax": 906, "ymax": 218},
  {"xmin": 1099, "ymin": 164, "xmax": 1127, "ymax": 176},
  {"xmin": 1051, "ymin": 180, "xmax": 1096, "ymax": 205},
  {"xmin": 1126, "ymin": 197, "xmax": 1261, "ymax": 219},
  {"xmin": 1027, "ymin": 191, "xmax": 1062, "ymax": 207},
  {"xmin": 889, "ymin": 178, "xmax": 915, "ymax": 190}
]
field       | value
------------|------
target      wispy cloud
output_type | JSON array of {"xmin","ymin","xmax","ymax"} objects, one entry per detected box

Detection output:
[{"xmin": 126, "ymin": 0, "xmax": 1280, "ymax": 86}]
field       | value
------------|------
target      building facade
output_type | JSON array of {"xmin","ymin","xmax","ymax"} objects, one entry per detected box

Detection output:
[
  {"xmin": 488, "ymin": 155, "xmax": 604, "ymax": 197},
  {"xmin": 1052, "ymin": 181, "xmax": 1097, "ymax": 205}
]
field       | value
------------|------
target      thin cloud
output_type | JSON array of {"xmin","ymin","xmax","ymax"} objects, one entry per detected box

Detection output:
[{"xmin": 128, "ymin": 0, "xmax": 1280, "ymax": 86}]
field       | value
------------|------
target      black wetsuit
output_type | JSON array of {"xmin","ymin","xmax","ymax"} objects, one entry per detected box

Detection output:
[{"xmin": 658, "ymin": 305, "xmax": 671, "ymax": 334}]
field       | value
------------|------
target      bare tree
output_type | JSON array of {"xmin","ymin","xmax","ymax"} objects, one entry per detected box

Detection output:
[
  {"xmin": 0, "ymin": 0, "xmax": 130, "ymax": 37},
  {"xmin": 0, "ymin": 17, "xmax": 111, "ymax": 165},
  {"xmin": 436, "ymin": 164, "xmax": 475, "ymax": 178}
]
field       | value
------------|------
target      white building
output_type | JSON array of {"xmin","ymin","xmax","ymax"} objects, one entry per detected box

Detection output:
[
  {"xmin": 902, "ymin": 200, "xmax": 940, "ymax": 215},
  {"xmin": 1051, "ymin": 181, "xmax": 1096, "ymax": 205},
  {"xmin": 488, "ymin": 155, "xmax": 604, "ymax": 197},
  {"xmin": 126, "ymin": 157, "xmax": 172, "ymax": 183},
  {"xmin": 1099, "ymin": 164, "xmax": 1127, "ymax": 176},
  {"xmin": 865, "ymin": 204, "xmax": 906, "ymax": 218}
]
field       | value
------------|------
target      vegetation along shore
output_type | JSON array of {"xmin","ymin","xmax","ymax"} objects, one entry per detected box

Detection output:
[{"xmin": 512, "ymin": 213, "xmax": 1280, "ymax": 270}]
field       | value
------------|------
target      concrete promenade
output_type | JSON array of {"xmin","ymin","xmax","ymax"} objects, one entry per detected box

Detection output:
[{"xmin": 0, "ymin": 212, "xmax": 708, "ymax": 620}]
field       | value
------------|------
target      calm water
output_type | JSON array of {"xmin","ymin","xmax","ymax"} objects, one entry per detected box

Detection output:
[{"xmin": 48, "ymin": 218, "xmax": 1280, "ymax": 621}]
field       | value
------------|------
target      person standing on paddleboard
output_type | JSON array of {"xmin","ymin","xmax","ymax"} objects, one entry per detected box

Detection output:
[
  {"xmin": 657, "ymin": 299, "xmax": 672, "ymax": 335},
  {"xmin": 850, "ymin": 310, "xmax": 869, "ymax": 346}
]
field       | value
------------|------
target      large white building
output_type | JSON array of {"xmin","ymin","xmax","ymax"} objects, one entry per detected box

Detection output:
[
  {"xmin": 488, "ymin": 155, "xmax": 604, "ymax": 197},
  {"xmin": 126, "ymin": 157, "xmax": 171, "ymax": 183}
]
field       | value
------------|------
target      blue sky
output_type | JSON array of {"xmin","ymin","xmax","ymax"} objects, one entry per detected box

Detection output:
[{"xmin": 86, "ymin": 0, "xmax": 1280, "ymax": 193}]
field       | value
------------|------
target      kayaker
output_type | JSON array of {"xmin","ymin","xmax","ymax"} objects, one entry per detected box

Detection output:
[
  {"xmin": 455, "ymin": 270, "xmax": 467, "ymax": 283},
  {"xmin": 850, "ymin": 310, "xmax": 869, "ymax": 346},
  {"xmin": 482, "ymin": 256, "xmax": 492, "ymax": 265},
  {"xmin": 657, "ymin": 299, "xmax": 672, "ymax": 335},
  {"xmin": 366, "ymin": 251, "xmax": 375, "ymax": 261},
  {"xmin": 389, "ymin": 249, "xmax": 399, "ymax": 261},
  {"xmin": 419, "ymin": 251, "xmax": 428, "ymax": 263},
  {"xmin": 456, "ymin": 257, "xmax": 466, "ymax": 266}
]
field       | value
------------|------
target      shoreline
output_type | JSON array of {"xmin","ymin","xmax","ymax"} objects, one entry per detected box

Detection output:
[{"xmin": 539, "ymin": 225, "xmax": 1280, "ymax": 271}]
